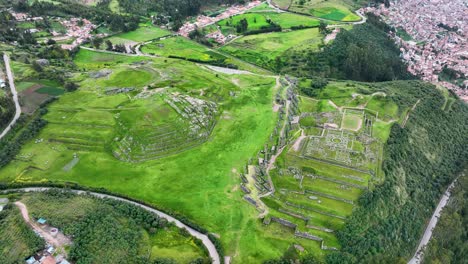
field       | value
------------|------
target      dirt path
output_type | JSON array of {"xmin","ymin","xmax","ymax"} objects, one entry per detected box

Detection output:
[
  {"xmin": 292, "ymin": 129, "xmax": 306, "ymax": 152},
  {"xmin": 0, "ymin": 54, "xmax": 22, "ymax": 140},
  {"xmin": 5, "ymin": 188, "xmax": 221, "ymax": 264},
  {"xmin": 402, "ymin": 99, "xmax": 420, "ymax": 128},
  {"xmin": 408, "ymin": 178, "xmax": 458, "ymax": 264},
  {"xmin": 15, "ymin": 201, "xmax": 71, "ymax": 256}
]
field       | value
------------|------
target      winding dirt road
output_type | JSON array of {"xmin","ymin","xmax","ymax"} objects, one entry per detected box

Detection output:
[
  {"xmin": 4, "ymin": 188, "xmax": 221, "ymax": 264},
  {"xmin": 15, "ymin": 201, "xmax": 71, "ymax": 255},
  {"xmin": 0, "ymin": 54, "xmax": 22, "ymax": 140}
]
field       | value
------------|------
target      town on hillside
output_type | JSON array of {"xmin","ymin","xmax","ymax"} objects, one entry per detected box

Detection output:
[{"xmin": 366, "ymin": 0, "xmax": 467, "ymax": 101}]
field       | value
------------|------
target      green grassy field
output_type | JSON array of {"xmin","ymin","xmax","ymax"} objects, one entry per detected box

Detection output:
[
  {"xmin": 140, "ymin": 36, "xmax": 271, "ymax": 74},
  {"xmin": 142, "ymin": 36, "xmax": 223, "ymax": 62},
  {"xmin": 217, "ymin": 12, "xmax": 320, "ymax": 35},
  {"xmin": 285, "ymin": 0, "xmax": 361, "ymax": 22},
  {"xmin": 0, "ymin": 49, "xmax": 327, "ymax": 263},
  {"xmin": 104, "ymin": 22, "xmax": 171, "ymax": 46},
  {"xmin": 220, "ymin": 28, "xmax": 323, "ymax": 70}
]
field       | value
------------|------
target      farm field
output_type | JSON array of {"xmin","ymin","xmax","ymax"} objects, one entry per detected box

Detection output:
[
  {"xmin": 219, "ymin": 28, "xmax": 323, "ymax": 70},
  {"xmin": 280, "ymin": 0, "xmax": 361, "ymax": 22},
  {"xmin": 140, "ymin": 36, "xmax": 270, "ymax": 74},
  {"xmin": 217, "ymin": 12, "xmax": 320, "ymax": 35},
  {"xmin": 0, "ymin": 49, "xmax": 328, "ymax": 263},
  {"xmin": 103, "ymin": 22, "xmax": 171, "ymax": 47},
  {"xmin": 260, "ymin": 80, "xmax": 409, "ymax": 249}
]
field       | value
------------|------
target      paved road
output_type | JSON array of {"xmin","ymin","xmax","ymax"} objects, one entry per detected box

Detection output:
[
  {"xmin": 0, "ymin": 54, "xmax": 22, "ymax": 140},
  {"xmin": 3, "ymin": 188, "xmax": 221, "ymax": 264},
  {"xmin": 408, "ymin": 179, "xmax": 458, "ymax": 264}
]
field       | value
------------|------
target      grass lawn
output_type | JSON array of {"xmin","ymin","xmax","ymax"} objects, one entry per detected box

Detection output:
[
  {"xmin": 217, "ymin": 12, "xmax": 320, "ymax": 35},
  {"xmin": 141, "ymin": 36, "xmax": 223, "ymax": 62},
  {"xmin": 287, "ymin": 0, "xmax": 361, "ymax": 22},
  {"xmin": 272, "ymin": 0, "xmax": 292, "ymax": 9},
  {"xmin": 140, "ymin": 36, "xmax": 271, "ymax": 74},
  {"xmin": 220, "ymin": 28, "xmax": 322, "ymax": 70},
  {"xmin": 341, "ymin": 111, "xmax": 363, "ymax": 131},
  {"xmin": 105, "ymin": 23, "xmax": 171, "ymax": 46}
]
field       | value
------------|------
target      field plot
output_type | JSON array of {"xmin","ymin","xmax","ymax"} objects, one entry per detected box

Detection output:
[
  {"xmin": 217, "ymin": 12, "xmax": 320, "ymax": 35},
  {"xmin": 104, "ymin": 22, "xmax": 171, "ymax": 46},
  {"xmin": 220, "ymin": 28, "xmax": 322, "ymax": 70},
  {"xmin": 140, "ymin": 36, "xmax": 270, "ymax": 74},
  {"xmin": 142, "ymin": 36, "xmax": 224, "ymax": 62},
  {"xmin": 284, "ymin": 0, "xmax": 361, "ymax": 22},
  {"xmin": 263, "ymin": 80, "xmax": 400, "ymax": 250}
]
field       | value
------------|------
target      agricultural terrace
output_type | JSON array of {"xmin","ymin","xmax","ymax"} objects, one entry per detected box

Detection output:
[
  {"xmin": 219, "ymin": 28, "xmax": 323, "ymax": 70},
  {"xmin": 216, "ymin": 12, "xmax": 320, "ymax": 35},
  {"xmin": 276, "ymin": 0, "xmax": 361, "ymax": 22},
  {"xmin": 140, "ymin": 36, "xmax": 270, "ymax": 74},
  {"xmin": 0, "ymin": 49, "xmax": 326, "ymax": 263},
  {"xmin": 261, "ymin": 80, "xmax": 408, "ymax": 249}
]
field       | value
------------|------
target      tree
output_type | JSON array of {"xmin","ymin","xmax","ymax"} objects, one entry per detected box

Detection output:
[
  {"xmin": 65, "ymin": 82, "xmax": 79, "ymax": 92},
  {"xmin": 311, "ymin": 77, "xmax": 328, "ymax": 89},
  {"xmin": 92, "ymin": 38, "xmax": 103, "ymax": 49},
  {"xmin": 47, "ymin": 38, "xmax": 56, "ymax": 45},
  {"xmin": 236, "ymin": 18, "xmax": 249, "ymax": 33},
  {"xmin": 32, "ymin": 61, "xmax": 43, "ymax": 72},
  {"xmin": 319, "ymin": 21, "xmax": 328, "ymax": 34},
  {"xmin": 105, "ymin": 40, "xmax": 113, "ymax": 51}
]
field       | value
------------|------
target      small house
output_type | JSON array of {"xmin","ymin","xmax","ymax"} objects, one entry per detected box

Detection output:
[
  {"xmin": 25, "ymin": 256, "xmax": 38, "ymax": 264},
  {"xmin": 37, "ymin": 218, "xmax": 47, "ymax": 225}
]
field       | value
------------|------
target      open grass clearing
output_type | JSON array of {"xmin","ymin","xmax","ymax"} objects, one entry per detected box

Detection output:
[
  {"xmin": 220, "ymin": 28, "xmax": 322, "ymax": 70},
  {"xmin": 341, "ymin": 110, "xmax": 363, "ymax": 131},
  {"xmin": 217, "ymin": 12, "xmax": 320, "ymax": 35},
  {"xmin": 287, "ymin": 0, "xmax": 360, "ymax": 22},
  {"xmin": 0, "ymin": 48, "xmax": 320, "ymax": 263},
  {"xmin": 104, "ymin": 22, "xmax": 171, "ymax": 46}
]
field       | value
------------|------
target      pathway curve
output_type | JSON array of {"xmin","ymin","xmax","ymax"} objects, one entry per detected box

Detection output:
[
  {"xmin": 15, "ymin": 201, "xmax": 71, "ymax": 256},
  {"xmin": 3, "ymin": 188, "xmax": 220, "ymax": 264},
  {"xmin": 0, "ymin": 54, "xmax": 22, "ymax": 140},
  {"xmin": 408, "ymin": 178, "xmax": 458, "ymax": 264}
]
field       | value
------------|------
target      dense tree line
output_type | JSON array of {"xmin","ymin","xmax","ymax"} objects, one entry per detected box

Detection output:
[
  {"xmin": 0, "ymin": 10, "xmax": 36, "ymax": 44},
  {"xmin": 422, "ymin": 173, "xmax": 468, "ymax": 263},
  {"xmin": 0, "ymin": 203, "xmax": 44, "ymax": 264},
  {"xmin": 117, "ymin": 0, "xmax": 246, "ymax": 30},
  {"xmin": 32, "ymin": 190, "xmax": 212, "ymax": 264},
  {"xmin": 326, "ymin": 81, "xmax": 468, "ymax": 263},
  {"xmin": 0, "ymin": 98, "xmax": 55, "ymax": 168},
  {"xmin": 280, "ymin": 14, "xmax": 413, "ymax": 82},
  {"xmin": 263, "ymin": 245, "xmax": 322, "ymax": 264},
  {"xmin": 0, "ymin": 94, "xmax": 15, "ymax": 133}
]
